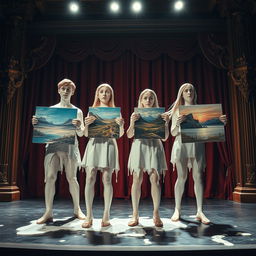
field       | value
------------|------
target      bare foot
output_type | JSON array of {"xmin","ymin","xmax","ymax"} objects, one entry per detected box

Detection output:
[
  {"xmin": 128, "ymin": 217, "xmax": 139, "ymax": 227},
  {"xmin": 101, "ymin": 220, "xmax": 111, "ymax": 227},
  {"xmin": 101, "ymin": 212, "xmax": 111, "ymax": 227},
  {"xmin": 36, "ymin": 213, "xmax": 53, "ymax": 224},
  {"xmin": 153, "ymin": 216, "xmax": 163, "ymax": 227},
  {"xmin": 74, "ymin": 209, "xmax": 86, "ymax": 220},
  {"xmin": 82, "ymin": 219, "xmax": 93, "ymax": 228},
  {"xmin": 171, "ymin": 209, "xmax": 180, "ymax": 222},
  {"xmin": 196, "ymin": 212, "xmax": 210, "ymax": 225}
]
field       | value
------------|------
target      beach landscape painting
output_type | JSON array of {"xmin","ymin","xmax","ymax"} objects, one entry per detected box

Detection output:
[
  {"xmin": 179, "ymin": 104, "xmax": 225, "ymax": 143},
  {"xmin": 32, "ymin": 107, "xmax": 77, "ymax": 144},
  {"xmin": 134, "ymin": 107, "xmax": 165, "ymax": 139},
  {"xmin": 88, "ymin": 107, "xmax": 120, "ymax": 138}
]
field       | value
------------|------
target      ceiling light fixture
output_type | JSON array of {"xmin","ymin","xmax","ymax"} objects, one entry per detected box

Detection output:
[
  {"xmin": 69, "ymin": 1, "xmax": 79, "ymax": 13},
  {"xmin": 174, "ymin": 1, "xmax": 184, "ymax": 11},
  {"xmin": 110, "ymin": 1, "xmax": 120, "ymax": 13},
  {"xmin": 131, "ymin": 1, "xmax": 142, "ymax": 13}
]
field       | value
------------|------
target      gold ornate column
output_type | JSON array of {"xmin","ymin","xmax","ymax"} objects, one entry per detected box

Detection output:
[{"xmin": 221, "ymin": 0, "xmax": 256, "ymax": 202}]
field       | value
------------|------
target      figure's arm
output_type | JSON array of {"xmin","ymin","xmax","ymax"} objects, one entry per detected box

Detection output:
[
  {"xmin": 171, "ymin": 113, "xmax": 186, "ymax": 136},
  {"xmin": 32, "ymin": 115, "xmax": 38, "ymax": 126},
  {"xmin": 84, "ymin": 113, "xmax": 96, "ymax": 137},
  {"xmin": 72, "ymin": 109, "xmax": 85, "ymax": 137},
  {"xmin": 161, "ymin": 113, "xmax": 170, "ymax": 141},
  {"xmin": 219, "ymin": 115, "xmax": 227, "ymax": 126},
  {"xmin": 115, "ymin": 114, "xmax": 125, "ymax": 138},
  {"xmin": 126, "ymin": 112, "xmax": 140, "ymax": 138}
]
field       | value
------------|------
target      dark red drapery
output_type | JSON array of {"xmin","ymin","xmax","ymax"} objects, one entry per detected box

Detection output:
[{"xmin": 18, "ymin": 36, "xmax": 234, "ymax": 200}]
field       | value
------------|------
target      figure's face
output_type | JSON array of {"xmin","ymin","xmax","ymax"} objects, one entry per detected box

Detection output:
[
  {"xmin": 182, "ymin": 85, "xmax": 194, "ymax": 104},
  {"xmin": 98, "ymin": 86, "xmax": 112, "ymax": 105},
  {"xmin": 58, "ymin": 84, "xmax": 74, "ymax": 101},
  {"xmin": 141, "ymin": 91, "xmax": 155, "ymax": 108}
]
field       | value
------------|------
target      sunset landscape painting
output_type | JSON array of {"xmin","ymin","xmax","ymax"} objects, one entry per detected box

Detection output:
[
  {"xmin": 179, "ymin": 104, "xmax": 225, "ymax": 143},
  {"xmin": 32, "ymin": 107, "xmax": 77, "ymax": 144},
  {"xmin": 88, "ymin": 107, "xmax": 120, "ymax": 138},
  {"xmin": 134, "ymin": 107, "xmax": 165, "ymax": 139}
]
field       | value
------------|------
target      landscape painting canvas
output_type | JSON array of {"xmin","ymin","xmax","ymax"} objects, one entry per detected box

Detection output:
[
  {"xmin": 88, "ymin": 107, "xmax": 120, "ymax": 138},
  {"xmin": 179, "ymin": 104, "xmax": 225, "ymax": 143},
  {"xmin": 134, "ymin": 107, "xmax": 165, "ymax": 139},
  {"xmin": 32, "ymin": 107, "xmax": 77, "ymax": 144}
]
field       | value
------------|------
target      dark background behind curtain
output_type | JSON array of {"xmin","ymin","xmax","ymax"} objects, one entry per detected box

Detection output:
[{"xmin": 18, "ymin": 36, "xmax": 232, "ymax": 200}]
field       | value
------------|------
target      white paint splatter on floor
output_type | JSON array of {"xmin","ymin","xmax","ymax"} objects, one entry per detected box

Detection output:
[
  {"xmin": 211, "ymin": 235, "xmax": 234, "ymax": 246},
  {"xmin": 143, "ymin": 239, "xmax": 152, "ymax": 245},
  {"xmin": 237, "ymin": 232, "xmax": 251, "ymax": 236},
  {"xmin": 16, "ymin": 217, "xmax": 187, "ymax": 237}
]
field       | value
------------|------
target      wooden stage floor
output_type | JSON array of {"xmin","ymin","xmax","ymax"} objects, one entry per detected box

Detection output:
[{"xmin": 0, "ymin": 198, "xmax": 256, "ymax": 256}]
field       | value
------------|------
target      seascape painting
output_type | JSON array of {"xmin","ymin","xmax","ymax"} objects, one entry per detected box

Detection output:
[
  {"xmin": 179, "ymin": 104, "xmax": 225, "ymax": 143},
  {"xmin": 32, "ymin": 107, "xmax": 77, "ymax": 144},
  {"xmin": 88, "ymin": 107, "xmax": 120, "ymax": 138},
  {"xmin": 134, "ymin": 107, "xmax": 165, "ymax": 139}
]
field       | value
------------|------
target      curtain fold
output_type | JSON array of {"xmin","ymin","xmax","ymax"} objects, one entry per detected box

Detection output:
[
  {"xmin": 19, "ymin": 37, "xmax": 234, "ymax": 200},
  {"xmin": 54, "ymin": 36, "xmax": 200, "ymax": 62}
]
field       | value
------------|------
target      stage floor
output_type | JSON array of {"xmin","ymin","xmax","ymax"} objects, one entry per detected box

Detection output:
[{"xmin": 0, "ymin": 198, "xmax": 256, "ymax": 255}]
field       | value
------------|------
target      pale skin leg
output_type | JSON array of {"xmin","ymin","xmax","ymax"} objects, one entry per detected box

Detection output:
[
  {"xmin": 192, "ymin": 160, "xmax": 210, "ymax": 224},
  {"xmin": 171, "ymin": 161, "xmax": 188, "ymax": 221},
  {"xmin": 128, "ymin": 170, "xmax": 143, "ymax": 225},
  {"xmin": 102, "ymin": 169, "xmax": 113, "ymax": 226},
  {"xmin": 65, "ymin": 158, "xmax": 85, "ymax": 220},
  {"xmin": 37, "ymin": 154, "xmax": 59, "ymax": 224},
  {"xmin": 149, "ymin": 169, "xmax": 163, "ymax": 227},
  {"xmin": 83, "ymin": 167, "xmax": 97, "ymax": 227}
]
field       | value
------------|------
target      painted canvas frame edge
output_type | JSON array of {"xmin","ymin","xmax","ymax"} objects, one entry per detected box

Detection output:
[
  {"xmin": 32, "ymin": 106, "xmax": 77, "ymax": 144},
  {"xmin": 134, "ymin": 107, "xmax": 165, "ymax": 139},
  {"xmin": 179, "ymin": 104, "xmax": 225, "ymax": 143},
  {"xmin": 88, "ymin": 107, "xmax": 121, "ymax": 138}
]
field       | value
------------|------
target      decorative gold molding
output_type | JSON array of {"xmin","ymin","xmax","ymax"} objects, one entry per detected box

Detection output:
[
  {"xmin": 0, "ymin": 164, "xmax": 8, "ymax": 184},
  {"xmin": 246, "ymin": 164, "xmax": 256, "ymax": 185},
  {"xmin": 229, "ymin": 66, "xmax": 249, "ymax": 99},
  {"xmin": 7, "ymin": 57, "xmax": 25, "ymax": 103}
]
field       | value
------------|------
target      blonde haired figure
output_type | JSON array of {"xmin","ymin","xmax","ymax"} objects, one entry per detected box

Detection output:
[
  {"xmin": 32, "ymin": 79, "xmax": 86, "ymax": 224},
  {"xmin": 81, "ymin": 83, "xmax": 124, "ymax": 228},
  {"xmin": 168, "ymin": 83, "xmax": 227, "ymax": 224},
  {"xmin": 127, "ymin": 89, "xmax": 170, "ymax": 227}
]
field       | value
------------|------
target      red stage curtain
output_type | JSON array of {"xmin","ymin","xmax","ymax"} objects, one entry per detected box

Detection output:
[{"xmin": 19, "ymin": 37, "xmax": 233, "ymax": 200}]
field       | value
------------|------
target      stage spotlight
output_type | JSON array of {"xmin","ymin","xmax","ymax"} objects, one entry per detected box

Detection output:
[
  {"xmin": 131, "ymin": 1, "xmax": 142, "ymax": 13},
  {"xmin": 174, "ymin": 1, "xmax": 184, "ymax": 11},
  {"xmin": 69, "ymin": 1, "xmax": 79, "ymax": 13},
  {"xmin": 110, "ymin": 1, "xmax": 120, "ymax": 13}
]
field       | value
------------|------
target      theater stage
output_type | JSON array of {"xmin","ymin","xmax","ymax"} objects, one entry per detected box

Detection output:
[{"xmin": 0, "ymin": 198, "xmax": 255, "ymax": 256}]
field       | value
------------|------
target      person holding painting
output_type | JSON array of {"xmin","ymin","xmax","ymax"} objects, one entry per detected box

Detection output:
[
  {"xmin": 32, "ymin": 78, "xmax": 85, "ymax": 224},
  {"xmin": 127, "ymin": 89, "xmax": 170, "ymax": 227},
  {"xmin": 167, "ymin": 83, "xmax": 227, "ymax": 224},
  {"xmin": 81, "ymin": 83, "xmax": 124, "ymax": 228}
]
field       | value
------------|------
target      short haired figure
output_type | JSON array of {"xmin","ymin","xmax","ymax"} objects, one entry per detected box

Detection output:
[
  {"xmin": 81, "ymin": 83, "xmax": 124, "ymax": 228},
  {"xmin": 168, "ymin": 83, "xmax": 227, "ymax": 224},
  {"xmin": 127, "ymin": 89, "xmax": 170, "ymax": 227},
  {"xmin": 32, "ymin": 78, "xmax": 85, "ymax": 224}
]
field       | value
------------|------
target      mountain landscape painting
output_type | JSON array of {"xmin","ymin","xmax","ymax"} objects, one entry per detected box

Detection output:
[
  {"xmin": 179, "ymin": 104, "xmax": 225, "ymax": 143},
  {"xmin": 32, "ymin": 107, "xmax": 77, "ymax": 144},
  {"xmin": 134, "ymin": 107, "xmax": 165, "ymax": 139},
  {"xmin": 88, "ymin": 107, "xmax": 120, "ymax": 138}
]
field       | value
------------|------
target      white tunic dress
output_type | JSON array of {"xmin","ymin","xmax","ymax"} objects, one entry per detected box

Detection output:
[
  {"xmin": 44, "ymin": 104, "xmax": 84, "ymax": 174},
  {"xmin": 128, "ymin": 138, "xmax": 167, "ymax": 176},
  {"xmin": 82, "ymin": 138, "xmax": 119, "ymax": 173},
  {"xmin": 171, "ymin": 111, "xmax": 205, "ymax": 170}
]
